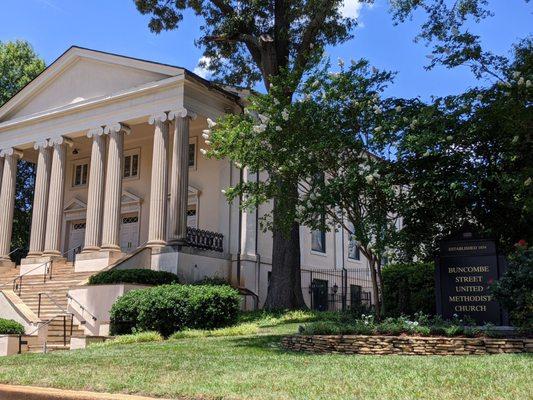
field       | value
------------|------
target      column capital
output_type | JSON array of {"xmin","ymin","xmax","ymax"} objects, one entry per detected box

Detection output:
[
  {"xmin": 168, "ymin": 108, "xmax": 197, "ymax": 121},
  {"xmin": 0, "ymin": 148, "xmax": 23, "ymax": 158},
  {"xmin": 49, "ymin": 136, "xmax": 73, "ymax": 147},
  {"xmin": 104, "ymin": 122, "xmax": 131, "ymax": 135},
  {"xmin": 148, "ymin": 112, "xmax": 168, "ymax": 125},
  {"xmin": 33, "ymin": 140, "xmax": 50, "ymax": 150},
  {"xmin": 87, "ymin": 127, "xmax": 105, "ymax": 138}
]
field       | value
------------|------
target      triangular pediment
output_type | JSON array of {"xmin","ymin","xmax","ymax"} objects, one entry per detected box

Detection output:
[
  {"xmin": 0, "ymin": 47, "xmax": 183, "ymax": 121},
  {"xmin": 64, "ymin": 198, "xmax": 87, "ymax": 212},
  {"xmin": 122, "ymin": 190, "xmax": 142, "ymax": 205}
]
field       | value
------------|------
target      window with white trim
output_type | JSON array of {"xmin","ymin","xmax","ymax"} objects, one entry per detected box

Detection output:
[
  {"xmin": 72, "ymin": 162, "xmax": 89, "ymax": 187},
  {"xmin": 123, "ymin": 149, "xmax": 140, "ymax": 179},
  {"xmin": 348, "ymin": 222, "xmax": 360, "ymax": 261}
]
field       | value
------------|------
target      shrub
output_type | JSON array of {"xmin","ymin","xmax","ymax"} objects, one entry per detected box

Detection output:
[
  {"xmin": 110, "ymin": 284, "xmax": 240, "ymax": 337},
  {"xmin": 192, "ymin": 276, "xmax": 230, "ymax": 286},
  {"xmin": 0, "ymin": 318, "xmax": 24, "ymax": 335},
  {"xmin": 492, "ymin": 244, "xmax": 533, "ymax": 332},
  {"xmin": 382, "ymin": 262, "xmax": 435, "ymax": 317},
  {"xmin": 88, "ymin": 268, "xmax": 179, "ymax": 286}
]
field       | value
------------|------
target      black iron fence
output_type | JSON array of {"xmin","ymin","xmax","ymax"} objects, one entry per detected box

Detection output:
[
  {"xmin": 301, "ymin": 268, "xmax": 373, "ymax": 312},
  {"xmin": 186, "ymin": 227, "xmax": 224, "ymax": 252}
]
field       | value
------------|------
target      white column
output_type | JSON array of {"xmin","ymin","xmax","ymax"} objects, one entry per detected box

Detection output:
[
  {"xmin": 168, "ymin": 109, "xmax": 196, "ymax": 244},
  {"xmin": 83, "ymin": 127, "xmax": 106, "ymax": 252},
  {"xmin": 101, "ymin": 123, "xmax": 130, "ymax": 251},
  {"xmin": 0, "ymin": 149, "xmax": 22, "ymax": 261},
  {"xmin": 147, "ymin": 112, "xmax": 169, "ymax": 248},
  {"xmin": 43, "ymin": 137, "xmax": 71, "ymax": 257},
  {"xmin": 28, "ymin": 141, "xmax": 52, "ymax": 257}
]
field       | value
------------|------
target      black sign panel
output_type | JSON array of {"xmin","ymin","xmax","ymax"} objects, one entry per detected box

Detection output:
[{"xmin": 436, "ymin": 233, "xmax": 507, "ymax": 325}]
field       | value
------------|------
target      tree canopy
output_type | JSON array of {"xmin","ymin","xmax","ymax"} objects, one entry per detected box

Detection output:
[{"xmin": 0, "ymin": 40, "xmax": 45, "ymax": 261}]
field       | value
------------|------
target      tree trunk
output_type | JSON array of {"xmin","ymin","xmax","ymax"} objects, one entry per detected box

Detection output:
[
  {"xmin": 369, "ymin": 258, "xmax": 383, "ymax": 320},
  {"xmin": 264, "ymin": 183, "xmax": 306, "ymax": 310}
]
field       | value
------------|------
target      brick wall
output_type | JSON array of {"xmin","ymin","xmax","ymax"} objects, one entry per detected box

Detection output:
[{"xmin": 281, "ymin": 335, "xmax": 533, "ymax": 355}]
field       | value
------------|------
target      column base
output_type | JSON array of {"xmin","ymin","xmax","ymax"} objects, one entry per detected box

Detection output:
[
  {"xmin": 42, "ymin": 250, "xmax": 61, "ymax": 257},
  {"xmin": 81, "ymin": 246, "xmax": 100, "ymax": 254},
  {"xmin": 147, "ymin": 240, "xmax": 167, "ymax": 249},
  {"xmin": 19, "ymin": 256, "xmax": 54, "ymax": 276},
  {"xmin": 75, "ymin": 250, "xmax": 123, "ymax": 272},
  {"xmin": 26, "ymin": 251, "xmax": 43, "ymax": 259}
]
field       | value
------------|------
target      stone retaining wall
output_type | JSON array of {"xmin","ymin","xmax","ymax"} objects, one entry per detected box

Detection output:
[{"xmin": 281, "ymin": 335, "xmax": 533, "ymax": 355}]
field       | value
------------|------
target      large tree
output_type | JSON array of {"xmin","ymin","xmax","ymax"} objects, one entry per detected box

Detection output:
[
  {"xmin": 134, "ymin": 0, "xmax": 373, "ymax": 308},
  {"xmin": 0, "ymin": 40, "xmax": 45, "ymax": 262}
]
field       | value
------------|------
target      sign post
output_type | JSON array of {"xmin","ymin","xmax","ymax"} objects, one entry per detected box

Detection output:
[{"xmin": 436, "ymin": 230, "xmax": 508, "ymax": 325}]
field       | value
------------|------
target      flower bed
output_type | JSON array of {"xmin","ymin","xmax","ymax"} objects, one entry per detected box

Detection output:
[{"xmin": 282, "ymin": 334, "xmax": 533, "ymax": 355}]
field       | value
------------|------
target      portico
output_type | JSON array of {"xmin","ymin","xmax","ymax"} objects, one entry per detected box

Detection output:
[{"xmin": 0, "ymin": 46, "xmax": 240, "ymax": 275}]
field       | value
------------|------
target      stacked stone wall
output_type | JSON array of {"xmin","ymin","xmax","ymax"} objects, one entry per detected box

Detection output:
[{"xmin": 281, "ymin": 335, "xmax": 533, "ymax": 355}]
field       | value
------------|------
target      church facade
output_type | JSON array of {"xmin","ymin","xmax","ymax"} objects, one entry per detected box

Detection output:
[{"xmin": 0, "ymin": 47, "xmax": 372, "ymax": 313}]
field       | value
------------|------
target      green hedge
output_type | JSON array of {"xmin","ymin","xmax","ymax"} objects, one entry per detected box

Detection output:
[
  {"xmin": 110, "ymin": 284, "xmax": 240, "ymax": 337},
  {"xmin": 0, "ymin": 318, "xmax": 24, "ymax": 335},
  {"xmin": 382, "ymin": 262, "xmax": 435, "ymax": 317},
  {"xmin": 88, "ymin": 269, "xmax": 179, "ymax": 286}
]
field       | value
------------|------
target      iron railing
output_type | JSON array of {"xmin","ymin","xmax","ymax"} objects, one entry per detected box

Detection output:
[
  {"xmin": 66, "ymin": 293, "xmax": 98, "ymax": 322},
  {"xmin": 186, "ymin": 227, "xmax": 224, "ymax": 252},
  {"xmin": 301, "ymin": 268, "xmax": 373, "ymax": 312}
]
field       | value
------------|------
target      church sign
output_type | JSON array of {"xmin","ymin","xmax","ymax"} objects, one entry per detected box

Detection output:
[{"xmin": 435, "ymin": 231, "xmax": 508, "ymax": 325}]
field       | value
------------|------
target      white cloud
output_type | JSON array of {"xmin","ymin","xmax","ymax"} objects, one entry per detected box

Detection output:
[
  {"xmin": 340, "ymin": 0, "xmax": 366, "ymax": 19},
  {"xmin": 193, "ymin": 56, "xmax": 212, "ymax": 79}
]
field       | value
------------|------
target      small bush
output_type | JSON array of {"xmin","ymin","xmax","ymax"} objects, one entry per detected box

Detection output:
[
  {"xmin": 110, "ymin": 284, "xmax": 240, "ymax": 337},
  {"xmin": 88, "ymin": 269, "xmax": 179, "ymax": 286},
  {"xmin": 192, "ymin": 276, "xmax": 230, "ymax": 286},
  {"xmin": 382, "ymin": 262, "xmax": 435, "ymax": 317},
  {"xmin": 0, "ymin": 318, "xmax": 24, "ymax": 335}
]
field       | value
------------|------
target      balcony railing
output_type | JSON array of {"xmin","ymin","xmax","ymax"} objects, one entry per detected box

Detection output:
[{"xmin": 186, "ymin": 227, "xmax": 224, "ymax": 252}]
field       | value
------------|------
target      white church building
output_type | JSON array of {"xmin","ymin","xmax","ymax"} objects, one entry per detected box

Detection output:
[{"xmin": 0, "ymin": 47, "xmax": 373, "ymax": 350}]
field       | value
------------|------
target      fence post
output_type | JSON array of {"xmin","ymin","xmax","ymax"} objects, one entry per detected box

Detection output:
[{"xmin": 341, "ymin": 268, "xmax": 347, "ymax": 311}]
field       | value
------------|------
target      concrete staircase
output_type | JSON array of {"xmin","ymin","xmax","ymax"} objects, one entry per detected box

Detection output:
[{"xmin": 0, "ymin": 260, "xmax": 94, "ymax": 353}]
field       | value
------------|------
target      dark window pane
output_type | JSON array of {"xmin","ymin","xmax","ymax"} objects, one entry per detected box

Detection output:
[
  {"xmin": 124, "ymin": 155, "xmax": 131, "ymax": 178},
  {"xmin": 188, "ymin": 143, "xmax": 195, "ymax": 167},
  {"xmin": 131, "ymin": 154, "xmax": 139, "ymax": 177},
  {"xmin": 74, "ymin": 165, "xmax": 81, "ymax": 186},
  {"xmin": 82, "ymin": 164, "xmax": 88, "ymax": 185}
]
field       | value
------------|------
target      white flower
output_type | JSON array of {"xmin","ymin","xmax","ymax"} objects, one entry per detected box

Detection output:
[
  {"xmin": 244, "ymin": 108, "xmax": 250, "ymax": 115},
  {"xmin": 202, "ymin": 133, "xmax": 210, "ymax": 140},
  {"xmin": 374, "ymin": 108, "xmax": 382, "ymax": 115},
  {"xmin": 258, "ymin": 113, "xmax": 270, "ymax": 124},
  {"xmin": 275, "ymin": 126, "xmax": 282, "ymax": 132},
  {"xmin": 273, "ymin": 98, "xmax": 280, "ymax": 106},
  {"xmin": 235, "ymin": 162, "xmax": 242, "ymax": 168},
  {"xmin": 365, "ymin": 175, "xmax": 374, "ymax": 184},
  {"xmin": 221, "ymin": 189, "xmax": 226, "ymax": 194},
  {"xmin": 447, "ymin": 135, "xmax": 453, "ymax": 141},
  {"xmin": 338, "ymin": 58, "xmax": 345, "ymax": 68},
  {"xmin": 253, "ymin": 124, "xmax": 267, "ymax": 133},
  {"xmin": 518, "ymin": 77, "xmax": 525, "ymax": 85},
  {"xmin": 512, "ymin": 71, "xmax": 521, "ymax": 78},
  {"xmin": 281, "ymin": 109, "xmax": 289, "ymax": 121},
  {"xmin": 526, "ymin": 80, "xmax": 532, "ymax": 88},
  {"xmin": 200, "ymin": 148, "xmax": 207, "ymax": 155},
  {"xmin": 374, "ymin": 126, "xmax": 382, "ymax": 132},
  {"xmin": 373, "ymin": 172, "xmax": 381, "ymax": 179},
  {"xmin": 525, "ymin": 177, "xmax": 532, "ymax": 187},
  {"xmin": 204, "ymin": 140, "xmax": 211, "ymax": 145},
  {"xmin": 395, "ymin": 105, "xmax": 402, "ymax": 112},
  {"xmin": 206, "ymin": 118, "xmax": 217, "ymax": 128}
]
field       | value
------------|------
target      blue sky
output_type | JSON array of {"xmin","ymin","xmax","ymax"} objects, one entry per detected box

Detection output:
[{"xmin": 0, "ymin": 0, "xmax": 531, "ymax": 100}]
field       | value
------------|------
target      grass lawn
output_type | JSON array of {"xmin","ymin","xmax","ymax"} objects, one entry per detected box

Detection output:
[{"xmin": 0, "ymin": 312, "xmax": 531, "ymax": 400}]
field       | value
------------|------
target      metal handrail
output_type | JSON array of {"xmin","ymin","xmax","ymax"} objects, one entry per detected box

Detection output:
[
  {"xmin": 23, "ymin": 313, "xmax": 74, "ymax": 352},
  {"xmin": 37, "ymin": 292, "xmax": 69, "ymax": 317},
  {"xmin": 7, "ymin": 247, "xmax": 22, "ymax": 257},
  {"xmin": 66, "ymin": 293, "xmax": 97, "ymax": 322}
]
